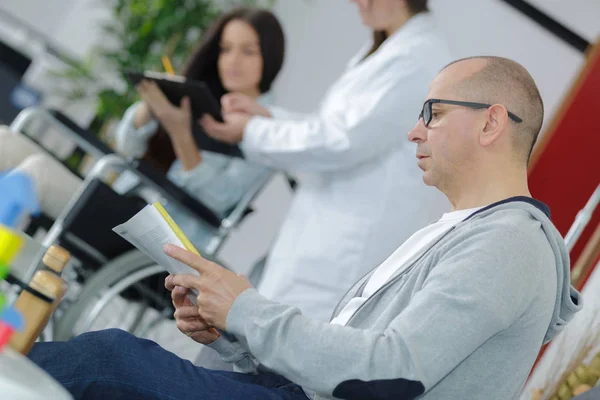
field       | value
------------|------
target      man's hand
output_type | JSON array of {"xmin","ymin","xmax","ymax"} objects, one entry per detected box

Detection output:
[
  {"xmin": 164, "ymin": 244, "xmax": 253, "ymax": 331},
  {"xmin": 165, "ymin": 275, "xmax": 220, "ymax": 345},
  {"xmin": 136, "ymin": 80, "xmax": 192, "ymax": 136},
  {"xmin": 200, "ymin": 113, "xmax": 251, "ymax": 144},
  {"xmin": 221, "ymin": 93, "xmax": 271, "ymax": 117}
]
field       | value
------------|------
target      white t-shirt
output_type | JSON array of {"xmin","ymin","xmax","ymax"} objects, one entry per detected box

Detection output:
[{"xmin": 330, "ymin": 206, "xmax": 482, "ymax": 326}]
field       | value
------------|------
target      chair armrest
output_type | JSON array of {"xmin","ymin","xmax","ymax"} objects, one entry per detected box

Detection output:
[
  {"xmin": 43, "ymin": 111, "xmax": 222, "ymax": 229},
  {"xmin": 48, "ymin": 109, "xmax": 115, "ymax": 156}
]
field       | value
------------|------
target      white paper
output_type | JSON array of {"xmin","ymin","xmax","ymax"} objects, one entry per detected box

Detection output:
[{"xmin": 113, "ymin": 204, "xmax": 199, "ymax": 303}]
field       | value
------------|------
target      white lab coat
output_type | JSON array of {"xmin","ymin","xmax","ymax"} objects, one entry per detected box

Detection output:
[{"xmin": 240, "ymin": 13, "xmax": 453, "ymax": 321}]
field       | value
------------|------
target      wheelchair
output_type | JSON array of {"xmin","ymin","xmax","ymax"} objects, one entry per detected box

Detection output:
[{"xmin": 9, "ymin": 107, "xmax": 274, "ymax": 343}]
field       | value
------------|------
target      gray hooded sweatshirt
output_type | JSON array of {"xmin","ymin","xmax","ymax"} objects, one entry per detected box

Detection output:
[{"xmin": 208, "ymin": 197, "xmax": 582, "ymax": 399}]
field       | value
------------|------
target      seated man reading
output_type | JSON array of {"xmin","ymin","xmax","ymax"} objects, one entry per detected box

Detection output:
[{"xmin": 29, "ymin": 56, "xmax": 581, "ymax": 400}]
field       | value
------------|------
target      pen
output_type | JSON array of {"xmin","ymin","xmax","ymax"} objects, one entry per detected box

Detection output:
[{"xmin": 161, "ymin": 56, "xmax": 175, "ymax": 76}]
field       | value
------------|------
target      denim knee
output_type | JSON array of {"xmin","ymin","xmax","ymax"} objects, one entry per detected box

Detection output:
[
  {"xmin": 81, "ymin": 328, "xmax": 142, "ymax": 356},
  {"xmin": 80, "ymin": 328, "xmax": 136, "ymax": 345},
  {"xmin": 29, "ymin": 329, "xmax": 138, "ymax": 383}
]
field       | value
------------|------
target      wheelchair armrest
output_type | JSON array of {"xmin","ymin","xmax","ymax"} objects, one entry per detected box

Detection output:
[
  {"xmin": 130, "ymin": 159, "xmax": 222, "ymax": 228},
  {"xmin": 37, "ymin": 111, "xmax": 228, "ymax": 230},
  {"xmin": 48, "ymin": 109, "xmax": 115, "ymax": 156}
]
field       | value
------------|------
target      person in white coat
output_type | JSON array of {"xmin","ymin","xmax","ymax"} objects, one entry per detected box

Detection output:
[{"xmin": 200, "ymin": 0, "xmax": 453, "ymax": 322}]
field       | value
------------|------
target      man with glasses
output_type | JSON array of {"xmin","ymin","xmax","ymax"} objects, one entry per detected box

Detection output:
[{"xmin": 30, "ymin": 56, "xmax": 581, "ymax": 400}]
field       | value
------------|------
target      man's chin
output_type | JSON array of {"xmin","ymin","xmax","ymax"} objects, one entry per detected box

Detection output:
[{"xmin": 421, "ymin": 172, "xmax": 435, "ymax": 187}]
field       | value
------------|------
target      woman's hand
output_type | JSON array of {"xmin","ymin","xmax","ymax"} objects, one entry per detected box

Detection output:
[
  {"xmin": 200, "ymin": 113, "xmax": 251, "ymax": 144},
  {"xmin": 136, "ymin": 80, "xmax": 192, "ymax": 136},
  {"xmin": 221, "ymin": 93, "xmax": 271, "ymax": 117},
  {"xmin": 137, "ymin": 80, "xmax": 202, "ymax": 170},
  {"xmin": 200, "ymin": 92, "xmax": 269, "ymax": 144},
  {"xmin": 133, "ymin": 102, "xmax": 153, "ymax": 129},
  {"xmin": 165, "ymin": 275, "xmax": 220, "ymax": 345}
]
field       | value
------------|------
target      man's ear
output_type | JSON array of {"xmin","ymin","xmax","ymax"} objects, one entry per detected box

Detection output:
[{"xmin": 480, "ymin": 104, "xmax": 509, "ymax": 147}]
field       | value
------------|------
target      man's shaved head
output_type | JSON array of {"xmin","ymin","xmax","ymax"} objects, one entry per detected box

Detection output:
[{"xmin": 442, "ymin": 56, "xmax": 544, "ymax": 164}]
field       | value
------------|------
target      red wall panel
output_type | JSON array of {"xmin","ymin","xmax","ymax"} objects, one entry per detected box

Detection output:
[{"xmin": 528, "ymin": 42, "xmax": 600, "ymax": 281}]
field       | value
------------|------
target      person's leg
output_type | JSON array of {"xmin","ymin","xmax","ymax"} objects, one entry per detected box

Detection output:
[
  {"xmin": 29, "ymin": 329, "xmax": 309, "ymax": 400},
  {"xmin": 13, "ymin": 153, "xmax": 82, "ymax": 219},
  {"xmin": 0, "ymin": 127, "xmax": 47, "ymax": 172}
]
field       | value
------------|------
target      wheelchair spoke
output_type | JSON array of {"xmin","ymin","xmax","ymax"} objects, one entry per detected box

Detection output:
[
  {"xmin": 129, "ymin": 281, "xmax": 172, "ymax": 311},
  {"xmin": 126, "ymin": 299, "xmax": 150, "ymax": 334},
  {"xmin": 135, "ymin": 307, "xmax": 174, "ymax": 338},
  {"xmin": 77, "ymin": 265, "xmax": 165, "ymax": 334}
]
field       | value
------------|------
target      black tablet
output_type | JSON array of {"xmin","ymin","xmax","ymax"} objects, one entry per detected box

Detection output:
[
  {"xmin": 125, "ymin": 71, "xmax": 224, "ymax": 122},
  {"xmin": 126, "ymin": 70, "xmax": 244, "ymax": 158}
]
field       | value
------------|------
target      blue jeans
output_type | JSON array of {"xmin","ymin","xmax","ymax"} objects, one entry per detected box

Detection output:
[{"xmin": 29, "ymin": 329, "xmax": 310, "ymax": 400}]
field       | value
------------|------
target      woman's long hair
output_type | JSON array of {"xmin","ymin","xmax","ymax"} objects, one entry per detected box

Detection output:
[
  {"xmin": 363, "ymin": 0, "xmax": 429, "ymax": 59},
  {"xmin": 143, "ymin": 7, "xmax": 285, "ymax": 173}
]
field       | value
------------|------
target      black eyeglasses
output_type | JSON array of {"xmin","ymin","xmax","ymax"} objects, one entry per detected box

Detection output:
[{"xmin": 418, "ymin": 99, "xmax": 523, "ymax": 127}]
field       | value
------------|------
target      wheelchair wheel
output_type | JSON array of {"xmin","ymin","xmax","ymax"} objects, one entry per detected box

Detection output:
[{"xmin": 53, "ymin": 249, "xmax": 174, "ymax": 341}]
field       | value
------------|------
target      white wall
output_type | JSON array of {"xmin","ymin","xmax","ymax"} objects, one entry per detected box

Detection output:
[
  {"xmin": 0, "ymin": 0, "xmax": 75, "ymax": 37},
  {"xmin": 270, "ymin": 0, "xmax": 368, "ymax": 111},
  {"xmin": 528, "ymin": 0, "xmax": 599, "ymax": 40}
]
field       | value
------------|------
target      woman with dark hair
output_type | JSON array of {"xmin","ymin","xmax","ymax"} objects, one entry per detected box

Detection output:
[
  {"xmin": 125, "ymin": 7, "xmax": 285, "ymax": 175},
  {"xmin": 113, "ymin": 7, "xmax": 285, "ymax": 251}
]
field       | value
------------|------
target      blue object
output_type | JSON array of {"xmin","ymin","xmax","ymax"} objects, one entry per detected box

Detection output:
[
  {"xmin": 0, "ymin": 172, "xmax": 40, "ymax": 228},
  {"xmin": 0, "ymin": 306, "xmax": 24, "ymax": 331},
  {"xmin": 9, "ymin": 83, "xmax": 42, "ymax": 111}
]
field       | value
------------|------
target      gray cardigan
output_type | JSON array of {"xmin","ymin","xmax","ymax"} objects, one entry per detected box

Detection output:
[{"xmin": 208, "ymin": 197, "xmax": 581, "ymax": 400}]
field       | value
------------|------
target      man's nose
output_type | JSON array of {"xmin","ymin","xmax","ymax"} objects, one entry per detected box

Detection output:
[{"xmin": 408, "ymin": 119, "xmax": 426, "ymax": 143}]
